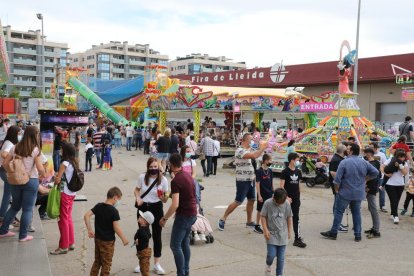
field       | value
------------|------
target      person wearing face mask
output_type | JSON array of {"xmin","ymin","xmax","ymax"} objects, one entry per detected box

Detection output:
[
  {"xmin": 180, "ymin": 145, "xmax": 196, "ymax": 179},
  {"xmin": 134, "ymin": 157, "xmax": 169, "ymax": 275},
  {"xmin": 280, "ymin": 152, "xmax": 306, "ymax": 248},
  {"xmin": 284, "ymin": 140, "xmax": 296, "ymax": 168},
  {"xmin": 84, "ymin": 187, "xmax": 129, "ymax": 275}
]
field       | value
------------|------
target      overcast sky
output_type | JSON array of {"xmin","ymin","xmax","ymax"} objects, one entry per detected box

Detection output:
[{"xmin": 2, "ymin": 0, "xmax": 413, "ymax": 67}]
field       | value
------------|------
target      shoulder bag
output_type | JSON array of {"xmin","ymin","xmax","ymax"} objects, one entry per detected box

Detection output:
[{"xmin": 134, "ymin": 176, "xmax": 159, "ymax": 208}]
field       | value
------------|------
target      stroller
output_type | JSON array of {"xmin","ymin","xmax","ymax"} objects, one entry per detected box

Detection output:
[
  {"xmin": 301, "ymin": 155, "xmax": 330, "ymax": 188},
  {"xmin": 189, "ymin": 181, "xmax": 215, "ymax": 245}
]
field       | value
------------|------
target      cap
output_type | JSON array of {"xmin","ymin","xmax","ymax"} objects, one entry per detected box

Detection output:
[{"xmin": 139, "ymin": 210, "xmax": 154, "ymax": 225}]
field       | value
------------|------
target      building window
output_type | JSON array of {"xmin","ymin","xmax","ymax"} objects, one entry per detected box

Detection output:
[
  {"xmin": 73, "ymin": 58, "xmax": 78, "ymax": 62},
  {"xmin": 159, "ymin": 60, "xmax": 168, "ymax": 66},
  {"xmin": 97, "ymin": 72, "xmax": 110, "ymax": 80},
  {"xmin": 177, "ymin": 65, "xmax": 186, "ymax": 70},
  {"xmin": 188, "ymin": 64, "xmax": 201, "ymax": 74},
  {"xmin": 98, "ymin": 54, "xmax": 110, "ymax": 62},
  {"xmin": 87, "ymin": 55, "xmax": 95, "ymax": 60},
  {"xmin": 98, "ymin": 63, "xmax": 110, "ymax": 71},
  {"xmin": 87, "ymin": 64, "xmax": 94, "ymax": 69}
]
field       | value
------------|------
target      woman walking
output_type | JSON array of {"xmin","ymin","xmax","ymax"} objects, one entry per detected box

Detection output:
[
  {"xmin": 384, "ymin": 150, "xmax": 409, "ymax": 224},
  {"xmin": 0, "ymin": 126, "xmax": 20, "ymax": 221},
  {"xmin": 134, "ymin": 157, "xmax": 169, "ymax": 274},
  {"xmin": 154, "ymin": 129, "xmax": 171, "ymax": 173},
  {"xmin": 0, "ymin": 126, "xmax": 45, "ymax": 242},
  {"xmin": 50, "ymin": 142, "xmax": 78, "ymax": 254},
  {"xmin": 114, "ymin": 126, "xmax": 122, "ymax": 149}
]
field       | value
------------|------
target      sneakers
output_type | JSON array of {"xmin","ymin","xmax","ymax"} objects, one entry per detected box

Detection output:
[
  {"xmin": 320, "ymin": 231, "xmax": 337, "ymax": 240},
  {"xmin": 0, "ymin": 231, "xmax": 16, "ymax": 238},
  {"xmin": 40, "ymin": 214, "xmax": 51, "ymax": 220},
  {"xmin": 193, "ymin": 233, "xmax": 201, "ymax": 242},
  {"xmin": 245, "ymin": 222, "xmax": 255, "ymax": 229},
  {"xmin": 401, "ymin": 209, "xmax": 407, "ymax": 216},
  {"xmin": 393, "ymin": 216, "xmax": 399, "ymax": 224},
  {"xmin": 380, "ymin": 207, "xmax": 387, "ymax": 213},
  {"xmin": 153, "ymin": 263, "xmax": 166, "ymax": 275},
  {"xmin": 338, "ymin": 224, "xmax": 348, "ymax": 233},
  {"xmin": 254, "ymin": 225, "xmax": 264, "ymax": 234},
  {"xmin": 133, "ymin": 265, "xmax": 141, "ymax": 273},
  {"xmin": 265, "ymin": 265, "xmax": 272, "ymax": 276},
  {"xmin": 19, "ymin": 235, "xmax": 33, "ymax": 242},
  {"xmin": 28, "ymin": 225, "xmax": 35, "ymax": 232},
  {"xmin": 199, "ymin": 233, "xmax": 207, "ymax": 242},
  {"xmin": 69, "ymin": 244, "xmax": 75, "ymax": 251},
  {"xmin": 293, "ymin": 237, "xmax": 307, "ymax": 248},
  {"xmin": 367, "ymin": 231, "xmax": 381, "ymax": 239},
  {"xmin": 364, "ymin": 228, "xmax": 374, "ymax": 234},
  {"xmin": 354, "ymin": 236, "xmax": 362, "ymax": 242},
  {"xmin": 50, "ymin": 248, "xmax": 68, "ymax": 255},
  {"xmin": 218, "ymin": 219, "xmax": 225, "ymax": 231}
]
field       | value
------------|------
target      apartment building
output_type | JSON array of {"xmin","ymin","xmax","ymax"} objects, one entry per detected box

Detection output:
[
  {"xmin": 69, "ymin": 41, "xmax": 168, "ymax": 80},
  {"xmin": 2, "ymin": 24, "xmax": 68, "ymax": 110},
  {"xmin": 169, "ymin": 53, "xmax": 246, "ymax": 76}
]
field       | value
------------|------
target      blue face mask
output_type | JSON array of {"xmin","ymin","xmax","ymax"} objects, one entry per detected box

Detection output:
[
  {"xmin": 185, "ymin": 153, "xmax": 192, "ymax": 159},
  {"xmin": 113, "ymin": 199, "xmax": 120, "ymax": 208}
]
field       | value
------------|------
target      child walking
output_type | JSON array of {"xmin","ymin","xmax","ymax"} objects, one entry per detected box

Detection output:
[
  {"xmin": 134, "ymin": 210, "xmax": 155, "ymax": 276},
  {"xmin": 85, "ymin": 137, "xmax": 94, "ymax": 172},
  {"xmin": 102, "ymin": 140, "xmax": 112, "ymax": 171},
  {"xmin": 84, "ymin": 186, "xmax": 129, "ymax": 276},
  {"xmin": 401, "ymin": 178, "xmax": 414, "ymax": 217},
  {"xmin": 254, "ymin": 153, "xmax": 274, "ymax": 234},
  {"xmin": 261, "ymin": 188, "xmax": 292, "ymax": 276},
  {"xmin": 50, "ymin": 142, "xmax": 78, "ymax": 255}
]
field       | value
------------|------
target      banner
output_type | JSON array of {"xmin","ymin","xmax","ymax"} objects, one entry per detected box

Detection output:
[
  {"xmin": 299, "ymin": 102, "xmax": 335, "ymax": 112},
  {"xmin": 401, "ymin": 88, "xmax": 414, "ymax": 101}
]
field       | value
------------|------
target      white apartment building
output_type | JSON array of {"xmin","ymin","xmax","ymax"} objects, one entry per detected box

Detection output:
[
  {"xmin": 169, "ymin": 53, "xmax": 246, "ymax": 76},
  {"xmin": 69, "ymin": 41, "xmax": 169, "ymax": 80},
  {"xmin": 2, "ymin": 24, "xmax": 68, "ymax": 110}
]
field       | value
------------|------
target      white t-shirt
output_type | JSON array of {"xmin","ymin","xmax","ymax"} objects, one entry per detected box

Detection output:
[
  {"xmin": 213, "ymin": 140, "xmax": 221, "ymax": 157},
  {"xmin": 374, "ymin": 151, "xmax": 387, "ymax": 179},
  {"xmin": 384, "ymin": 160, "xmax": 408, "ymax": 186},
  {"xmin": 62, "ymin": 161, "xmax": 76, "ymax": 196},
  {"xmin": 126, "ymin": 126, "xmax": 134, "ymax": 138},
  {"xmin": 0, "ymin": 140, "xmax": 14, "ymax": 165},
  {"xmin": 136, "ymin": 174, "xmax": 169, "ymax": 203},
  {"xmin": 85, "ymin": 143, "xmax": 93, "ymax": 152}
]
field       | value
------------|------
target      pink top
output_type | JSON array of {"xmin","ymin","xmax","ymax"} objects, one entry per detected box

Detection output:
[
  {"xmin": 182, "ymin": 159, "xmax": 196, "ymax": 176},
  {"xmin": 10, "ymin": 146, "xmax": 40, "ymax": 178}
]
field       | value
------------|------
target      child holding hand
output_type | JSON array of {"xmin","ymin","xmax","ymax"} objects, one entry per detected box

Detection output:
[{"xmin": 134, "ymin": 211, "xmax": 155, "ymax": 276}]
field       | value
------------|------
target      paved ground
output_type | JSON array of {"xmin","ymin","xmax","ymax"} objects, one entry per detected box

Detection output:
[{"xmin": 39, "ymin": 148, "xmax": 414, "ymax": 276}]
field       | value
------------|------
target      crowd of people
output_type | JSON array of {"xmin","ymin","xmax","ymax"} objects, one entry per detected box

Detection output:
[{"xmin": 1, "ymin": 115, "xmax": 414, "ymax": 276}]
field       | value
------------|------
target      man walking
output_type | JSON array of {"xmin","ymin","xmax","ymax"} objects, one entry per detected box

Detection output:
[
  {"xmin": 218, "ymin": 133, "xmax": 268, "ymax": 231},
  {"xmin": 143, "ymin": 126, "xmax": 152, "ymax": 155},
  {"xmin": 93, "ymin": 127, "xmax": 104, "ymax": 167},
  {"xmin": 399, "ymin": 116, "xmax": 414, "ymax": 147},
  {"xmin": 125, "ymin": 124, "xmax": 134, "ymax": 151},
  {"xmin": 160, "ymin": 153, "xmax": 197, "ymax": 276},
  {"xmin": 321, "ymin": 143, "xmax": 379, "ymax": 241},
  {"xmin": 200, "ymin": 133, "xmax": 215, "ymax": 177}
]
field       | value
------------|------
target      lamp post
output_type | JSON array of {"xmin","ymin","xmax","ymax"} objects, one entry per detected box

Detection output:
[
  {"xmin": 36, "ymin": 13, "xmax": 45, "ymax": 106},
  {"xmin": 353, "ymin": 0, "xmax": 362, "ymax": 94}
]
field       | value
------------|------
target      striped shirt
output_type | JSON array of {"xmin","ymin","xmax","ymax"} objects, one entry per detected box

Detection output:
[{"xmin": 93, "ymin": 131, "xmax": 104, "ymax": 150}]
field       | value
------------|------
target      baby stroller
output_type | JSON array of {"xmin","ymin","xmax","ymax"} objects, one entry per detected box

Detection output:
[
  {"xmin": 301, "ymin": 155, "xmax": 330, "ymax": 188},
  {"xmin": 189, "ymin": 181, "xmax": 214, "ymax": 245}
]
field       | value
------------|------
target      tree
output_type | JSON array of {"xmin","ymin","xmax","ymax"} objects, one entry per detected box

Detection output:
[
  {"xmin": 9, "ymin": 87, "xmax": 21, "ymax": 99},
  {"xmin": 30, "ymin": 89, "xmax": 43, "ymax": 98}
]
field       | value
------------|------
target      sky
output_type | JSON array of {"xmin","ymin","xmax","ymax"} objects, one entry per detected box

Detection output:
[{"xmin": 2, "ymin": 0, "xmax": 414, "ymax": 68}]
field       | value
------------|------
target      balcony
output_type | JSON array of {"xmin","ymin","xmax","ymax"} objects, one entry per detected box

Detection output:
[
  {"xmin": 13, "ymin": 59, "xmax": 37, "ymax": 66},
  {"xmin": 20, "ymin": 91, "xmax": 31, "ymax": 97},
  {"xmin": 44, "ymin": 61, "xmax": 55, "ymax": 67},
  {"xmin": 129, "ymin": 59, "xmax": 146, "ymax": 66},
  {"xmin": 129, "ymin": 69, "xmax": 144, "ymax": 75},
  {"xmin": 45, "ymin": 71, "xmax": 55, "ymax": 78},
  {"xmin": 44, "ymin": 50, "xmax": 58, "ymax": 57},
  {"xmin": 112, "ymin": 58, "xmax": 125, "ymax": 64},
  {"xmin": 13, "ymin": 48, "xmax": 36, "ymax": 55},
  {"xmin": 112, "ymin": 67, "xmax": 125, "ymax": 73},
  {"xmin": 12, "ymin": 69, "xmax": 38, "ymax": 76},
  {"xmin": 13, "ymin": 80, "xmax": 37, "ymax": 86}
]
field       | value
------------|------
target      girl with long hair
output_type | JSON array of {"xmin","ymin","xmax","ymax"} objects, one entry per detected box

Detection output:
[
  {"xmin": 50, "ymin": 142, "xmax": 79, "ymax": 254},
  {"xmin": 0, "ymin": 126, "xmax": 45, "ymax": 242},
  {"xmin": 133, "ymin": 157, "xmax": 169, "ymax": 274},
  {"xmin": 180, "ymin": 145, "xmax": 196, "ymax": 179},
  {"xmin": 0, "ymin": 125, "xmax": 20, "ymax": 219}
]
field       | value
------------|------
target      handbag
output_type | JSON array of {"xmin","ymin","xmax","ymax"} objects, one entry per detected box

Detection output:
[
  {"xmin": 134, "ymin": 176, "xmax": 159, "ymax": 208},
  {"xmin": 189, "ymin": 142, "xmax": 199, "ymax": 160},
  {"xmin": 46, "ymin": 184, "xmax": 61, "ymax": 219}
]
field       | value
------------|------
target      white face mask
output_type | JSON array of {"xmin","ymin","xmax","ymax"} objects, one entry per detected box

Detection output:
[
  {"xmin": 295, "ymin": 160, "xmax": 300, "ymax": 167},
  {"xmin": 18, "ymin": 135, "xmax": 22, "ymax": 142},
  {"xmin": 113, "ymin": 199, "xmax": 120, "ymax": 208}
]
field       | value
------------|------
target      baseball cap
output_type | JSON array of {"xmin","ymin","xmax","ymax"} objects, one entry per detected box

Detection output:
[{"xmin": 139, "ymin": 210, "xmax": 154, "ymax": 225}]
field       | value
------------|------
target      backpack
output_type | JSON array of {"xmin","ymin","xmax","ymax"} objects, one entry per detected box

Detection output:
[
  {"xmin": 5, "ymin": 154, "xmax": 30, "ymax": 185},
  {"xmin": 64, "ymin": 163, "xmax": 84, "ymax": 192}
]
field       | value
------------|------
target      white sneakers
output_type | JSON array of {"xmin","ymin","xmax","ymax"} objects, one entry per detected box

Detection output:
[
  {"xmin": 134, "ymin": 263, "xmax": 165, "ymax": 275},
  {"xmin": 194, "ymin": 233, "xmax": 201, "ymax": 242},
  {"xmin": 393, "ymin": 216, "xmax": 399, "ymax": 224},
  {"xmin": 265, "ymin": 265, "xmax": 272, "ymax": 276},
  {"xmin": 199, "ymin": 233, "xmax": 207, "ymax": 242}
]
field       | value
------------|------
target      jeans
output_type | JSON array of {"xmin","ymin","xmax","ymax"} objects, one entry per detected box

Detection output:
[
  {"xmin": 94, "ymin": 148, "xmax": 101, "ymax": 165},
  {"xmin": 385, "ymin": 185, "xmax": 404, "ymax": 217},
  {"xmin": 332, "ymin": 193, "xmax": 338, "ymax": 214},
  {"xmin": 114, "ymin": 138, "xmax": 121, "ymax": 149},
  {"xmin": 126, "ymin": 137, "xmax": 132, "ymax": 150},
  {"xmin": 0, "ymin": 178, "xmax": 39, "ymax": 239},
  {"xmin": 379, "ymin": 179, "xmax": 386, "ymax": 208},
  {"xmin": 58, "ymin": 192, "xmax": 75, "ymax": 249},
  {"xmin": 201, "ymin": 156, "xmax": 213, "ymax": 176},
  {"xmin": 85, "ymin": 157, "xmax": 92, "ymax": 171},
  {"xmin": 266, "ymin": 244, "xmax": 286, "ymax": 276},
  {"xmin": 0, "ymin": 168, "xmax": 11, "ymax": 218},
  {"xmin": 366, "ymin": 193, "xmax": 380, "ymax": 232},
  {"xmin": 330, "ymin": 194, "xmax": 362, "ymax": 238},
  {"xmin": 212, "ymin": 156, "xmax": 218, "ymax": 175},
  {"xmin": 144, "ymin": 139, "xmax": 151, "ymax": 154},
  {"xmin": 135, "ymin": 136, "xmax": 143, "ymax": 150},
  {"xmin": 170, "ymin": 215, "xmax": 197, "ymax": 276},
  {"xmin": 53, "ymin": 150, "xmax": 61, "ymax": 172}
]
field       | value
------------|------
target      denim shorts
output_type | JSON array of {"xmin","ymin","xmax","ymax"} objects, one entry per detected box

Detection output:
[
  {"xmin": 235, "ymin": 180, "xmax": 256, "ymax": 203},
  {"xmin": 157, "ymin": 152, "xmax": 169, "ymax": 161}
]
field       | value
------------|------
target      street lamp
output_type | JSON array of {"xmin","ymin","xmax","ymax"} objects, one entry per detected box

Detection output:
[{"xmin": 36, "ymin": 13, "xmax": 45, "ymax": 106}]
